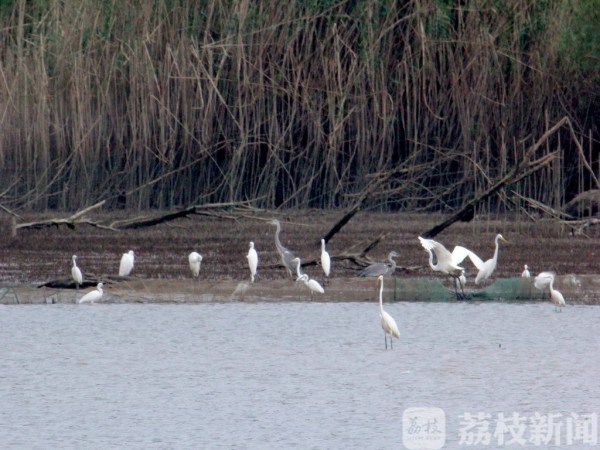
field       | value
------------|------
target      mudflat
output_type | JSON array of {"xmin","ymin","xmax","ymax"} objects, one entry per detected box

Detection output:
[{"xmin": 0, "ymin": 210, "xmax": 598, "ymax": 303}]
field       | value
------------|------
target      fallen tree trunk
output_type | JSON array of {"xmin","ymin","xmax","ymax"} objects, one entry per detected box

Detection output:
[
  {"xmin": 38, "ymin": 274, "xmax": 138, "ymax": 289},
  {"xmin": 422, "ymin": 117, "xmax": 569, "ymax": 238},
  {"xmin": 11, "ymin": 200, "xmax": 259, "ymax": 234},
  {"xmin": 13, "ymin": 201, "xmax": 109, "ymax": 235},
  {"xmin": 322, "ymin": 171, "xmax": 395, "ymax": 244}
]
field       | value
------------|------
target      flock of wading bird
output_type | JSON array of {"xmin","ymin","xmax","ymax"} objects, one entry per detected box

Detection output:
[{"xmin": 70, "ymin": 219, "xmax": 566, "ymax": 349}]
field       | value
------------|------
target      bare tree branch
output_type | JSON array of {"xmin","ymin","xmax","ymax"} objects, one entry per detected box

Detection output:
[{"xmin": 422, "ymin": 117, "xmax": 569, "ymax": 238}]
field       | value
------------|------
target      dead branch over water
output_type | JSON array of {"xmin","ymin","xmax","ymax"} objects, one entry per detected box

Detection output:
[{"xmin": 0, "ymin": 1, "xmax": 597, "ymax": 220}]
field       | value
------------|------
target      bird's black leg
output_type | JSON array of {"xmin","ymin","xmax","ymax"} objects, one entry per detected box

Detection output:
[
  {"xmin": 459, "ymin": 280, "xmax": 467, "ymax": 301},
  {"xmin": 390, "ymin": 336, "xmax": 393, "ymax": 349},
  {"xmin": 450, "ymin": 276, "xmax": 463, "ymax": 301},
  {"xmin": 384, "ymin": 334, "xmax": 388, "ymax": 350}
]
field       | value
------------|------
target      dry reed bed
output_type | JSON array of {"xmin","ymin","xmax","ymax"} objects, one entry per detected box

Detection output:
[{"xmin": 0, "ymin": 1, "xmax": 597, "ymax": 215}]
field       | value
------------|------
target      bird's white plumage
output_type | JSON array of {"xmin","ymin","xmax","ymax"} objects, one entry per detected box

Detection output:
[
  {"xmin": 549, "ymin": 280, "xmax": 566, "ymax": 310},
  {"xmin": 188, "ymin": 251, "xmax": 203, "ymax": 277},
  {"xmin": 418, "ymin": 237, "xmax": 464, "ymax": 277},
  {"xmin": 247, "ymin": 242, "xmax": 258, "ymax": 282},
  {"xmin": 293, "ymin": 257, "xmax": 304, "ymax": 279},
  {"xmin": 521, "ymin": 264, "xmax": 531, "ymax": 278},
  {"xmin": 452, "ymin": 234, "xmax": 507, "ymax": 284},
  {"xmin": 119, "ymin": 250, "xmax": 135, "ymax": 276},
  {"xmin": 320, "ymin": 239, "xmax": 331, "ymax": 277},
  {"xmin": 71, "ymin": 255, "xmax": 83, "ymax": 286},
  {"xmin": 78, "ymin": 282, "xmax": 104, "ymax": 304},
  {"xmin": 534, "ymin": 271, "xmax": 554, "ymax": 291},
  {"xmin": 298, "ymin": 274, "xmax": 325, "ymax": 294},
  {"xmin": 293, "ymin": 257, "xmax": 324, "ymax": 297},
  {"xmin": 378, "ymin": 275, "xmax": 400, "ymax": 349},
  {"xmin": 534, "ymin": 272, "xmax": 565, "ymax": 311}
]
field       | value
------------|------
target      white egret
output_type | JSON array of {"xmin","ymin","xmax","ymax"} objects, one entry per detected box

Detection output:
[
  {"xmin": 534, "ymin": 272, "xmax": 565, "ymax": 311},
  {"xmin": 297, "ymin": 274, "xmax": 325, "ymax": 299},
  {"xmin": 188, "ymin": 251, "xmax": 203, "ymax": 277},
  {"xmin": 292, "ymin": 257, "xmax": 324, "ymax": 299},
  {"xmin": 418, "ymin": 237, "xmax": 465, "ymax": 276},
  {"xmin": 292, "ymin": 256, "xmax": 305, "ymax": 279},
  {"xmin": 269, "ymin": 219, "xmax": 297, "ymax": 279},
  {"xmin": 521, "ymin": 264, "xmax": 531, "ymax": 278},
  {"xmin": 71, "ymin": 255, "xmax": 83, "ymax": 289},
  {"xmin": 247, "ymin": 242, "xmax": 258, "ymax": 282},
  {"xmin": 358, "ymin": 251, "xmax": 399, "ymax": 277},
  {"xmin": 418, "ymin": 236, "xmax": 466, "ymax": 299},
  {"xmin": 78, "ymin": 282, "xmax": 104, "ymax": 304},
  {"xmin": 119, "ymin": 250, "xmax": 135, "ymax": 277},
  {"xmin": 377, "ymin": 275, "xmax": 400, "ymax": 349},
  {"xmin": 452, "ymin": 234, "xmax": 507, "ymax": 284},
  {"xmin": 320, "ymin": 239, "xmax": 331, "ymax": 277},
  {"xmin": 534, "ymin": 271, "xmax": 554, "ymax": 291}
]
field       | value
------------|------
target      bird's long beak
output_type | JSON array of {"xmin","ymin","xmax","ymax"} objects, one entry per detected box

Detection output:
[{"xmin": 501, "ymin": 236, "xmax": 508, "ymax": 242}]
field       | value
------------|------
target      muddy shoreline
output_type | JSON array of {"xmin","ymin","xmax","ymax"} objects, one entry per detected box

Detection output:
[{"xmin": 0, "ymin": 210, "xmax": 598, "ymax": 303}]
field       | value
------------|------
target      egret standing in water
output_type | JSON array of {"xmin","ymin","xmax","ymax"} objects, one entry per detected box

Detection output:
[
  {"xmin": 78, "ymin": 282, "xmax": 104, "ymax": 304},
  {"xmin": 452, "ymin": 234, "xmax": 507, "ymax": 284},
  {"xmin": 534, "ymin": 271, "xmax": 565, "ymax": 310},
  {"xmin": 521, "ymin": 264, "xmax": 531, "ymax": 278},
  {"xmin": 320, "ymin": 239, "xmax": 331, "ymax": 277},
  {"xmin": 247, "ymin": 242, "xmax": 258, "ymax": 282},
  {"xmin": 188, "ymin": 251, "xmax": 203, "ymax": 277},
  {"xmin": 71, "ymin": 255, "xmax": 83, "ymax": 289},
  {"xmin": 269, "ymin": 219, "xmax": 297, "ymax": 279},
  {"xmin": 358, "ymin": 251, "xmax": 399, "ymax": 277},
  {"xmin": 119, "ymin": 250, "xmax": 135, "ymax": 277},
  {"xmin": 377, "ymin": 275, "xmax": 400, "ymax": 349}
]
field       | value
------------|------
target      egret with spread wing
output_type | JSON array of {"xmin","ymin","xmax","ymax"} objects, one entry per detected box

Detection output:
[{"xmin": 418, "ymin": 236, "xmax": 466, "ymax": 299}]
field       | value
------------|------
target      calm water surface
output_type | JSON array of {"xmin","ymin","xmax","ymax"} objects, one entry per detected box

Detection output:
[{"xmin": 1, "ymin": 302, "xmax": 599, "ymax": 449}]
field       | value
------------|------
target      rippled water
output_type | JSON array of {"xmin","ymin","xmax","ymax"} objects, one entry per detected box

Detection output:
[{"xmin": 1, "ymin": 302, "xmax": 599, "ymax": 449}]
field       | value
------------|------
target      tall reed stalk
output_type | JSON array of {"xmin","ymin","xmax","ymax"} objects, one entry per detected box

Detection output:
[{"xmin": 0, "ymin": 0, "xmax": 597, "ymax": 213}]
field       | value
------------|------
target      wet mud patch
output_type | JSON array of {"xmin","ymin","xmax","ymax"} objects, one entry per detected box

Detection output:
[{"xmin": 0, "ymin": 211, "xmax": 598, "ymax": 303}]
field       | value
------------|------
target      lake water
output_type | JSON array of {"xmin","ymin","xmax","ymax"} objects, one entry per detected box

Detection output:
[{"xmin": 1, "ymin": 302, "xmax": 599, "ymax": 449}]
